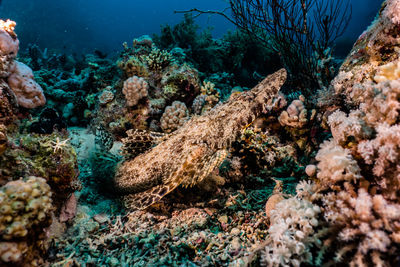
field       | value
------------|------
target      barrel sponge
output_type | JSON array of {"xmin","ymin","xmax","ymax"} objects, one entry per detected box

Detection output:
[
  {"xmin": 122, "ymin": 76, "xmax": 149, "ymax": 106},
  {"xmin": 0, "ymin": 176, "xmax": 53, "ymax": 241},
  {"xmin": 7, "ymin": 61, "xmax": 46, "ymax": 109}
]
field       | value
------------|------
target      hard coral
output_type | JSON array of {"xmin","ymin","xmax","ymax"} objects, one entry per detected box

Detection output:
[
  {"xmin": 161, "ymin": 63, "xmax": 200, "ymax": 103},
  {"xmin": 0, "ymin": 133, "xmax": 78, "ymax": 207},
  {"xmin": 98, "ymin": 87, "xmax": 114, "ymax": 105},
  {"xmin": 278, "ymin": 95, "xmax": 308, "ymax": 128},
  {"xmin": 160, "ymin": 101, "xmax": 189, "ymax": 133},
  {"xmin": 0, "ymin": 176, "xmax": 53, "ymax": 266},
  {"xmin": 117, "ymin": 55, "xmax": 149, "ymax": 78},
  {"xmin": 141, "ymin": 48, "xmax": 173, "ymax": 71},
  {"xmin": 0, "ymin": 176, "xmax": 53, "ymax": 240},
  {"xmin": 0, "ymin": 82, "xmax": 16, "ymax": 125},
  {"xmin": 8, "ymin": 61, "xmax": 46, "ymax": 109},
  {"xmin": 114, "ymin": 69, "xmax": 287, "ymax": 210},
  {"xmin": 122, "ymin": 75, "xmax": 149, "ymax": 107},
  {"xmin": 0, "ymin": 20, "xmax": 18, "ymax": 78},
  {"xmin": 262, "ymin": 2, "xmax": 400, "ymax": 266}
]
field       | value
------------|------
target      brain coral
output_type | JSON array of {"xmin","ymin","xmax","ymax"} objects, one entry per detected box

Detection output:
[{"xmin": 122, "ymin": 76, "xmax": 149, "ymax": 107}]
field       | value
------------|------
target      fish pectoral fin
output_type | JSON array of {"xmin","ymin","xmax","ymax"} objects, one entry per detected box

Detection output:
[
  {"xmin": 124, "ymin": 181, "xmax": 180, "ymax": 210},
  {"xmin": 194, "ymin": 149, "xmax": 228, "ymax": 185}
]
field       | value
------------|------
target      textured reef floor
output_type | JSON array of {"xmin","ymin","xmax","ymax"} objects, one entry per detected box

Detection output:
[{"xmin": 1, "ymin": 0, "xmax": 400, "ymax": 266}]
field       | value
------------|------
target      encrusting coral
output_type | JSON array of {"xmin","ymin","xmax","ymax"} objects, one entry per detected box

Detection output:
[{"xmin": 114, "ymin": 68, "xmax": 287, "ymax": 210}]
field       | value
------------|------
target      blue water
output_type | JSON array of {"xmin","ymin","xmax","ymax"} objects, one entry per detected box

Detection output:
[{"xmin": 0, "ymin": 0, "xmax": 382, "ymax": 54}]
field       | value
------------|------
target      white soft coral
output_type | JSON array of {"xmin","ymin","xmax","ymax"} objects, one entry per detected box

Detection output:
[{"xmin": 316, "ymin": 139, "xmax": 362, "ymax": 186}]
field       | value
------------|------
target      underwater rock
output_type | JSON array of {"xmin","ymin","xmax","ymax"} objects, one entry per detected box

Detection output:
[
  {"xmin": 29, "ymin": 107, "xmax": 67, "ymax": 134},
  {"xmin": 0, "ymin": 81, "xmax": 16, "ymax": 125},
  {"xmin": 114, "ymin": 68, "xmax": 287, "ymax": 210}
]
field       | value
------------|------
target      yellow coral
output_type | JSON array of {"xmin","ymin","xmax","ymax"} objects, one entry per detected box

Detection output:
[
  {"xmin": 0, "ymin": 176, "xmax": 53, "ymax": 240},
  {"xmin": 374, "ymin": 61, "xmax": 400, "ymax": 83}
]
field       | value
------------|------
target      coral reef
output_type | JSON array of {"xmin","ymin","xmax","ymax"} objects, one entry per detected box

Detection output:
[
  {"xmin": 0, "ymin": 20, "xmax": 18, "ymax": 78},
  {"xmin": 3, "ymin": 1, "xmax": 400, "ymax": 266},
  {"xmin": 0, "ymin": 132, "xmax": 79, "ymax": 207},
  {"xmin": 114, "ymin": 69, "xmax": 287, "ymax": 210},
  {"xmin": 259, "ymin": 2, "xmax": 400, "ymax": 266}
]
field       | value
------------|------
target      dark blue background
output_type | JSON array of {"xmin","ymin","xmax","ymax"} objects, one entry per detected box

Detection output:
[{"xmin": 0, "ymin": 0, "xmax": 382, "ymax": 54}]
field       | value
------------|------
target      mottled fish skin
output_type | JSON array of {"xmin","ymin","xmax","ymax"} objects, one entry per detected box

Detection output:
[{"xmin": 114, "ymin": 68, "xmax": 287, "ymax": 210}]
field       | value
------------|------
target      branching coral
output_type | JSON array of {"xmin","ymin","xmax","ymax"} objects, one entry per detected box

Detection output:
[
  {"xmin": 141, "ymin": 48, "xmax": 173, "ymax": 71},
  {"xmin": 117, "ymin": 55, "xmax": 149, "ymax": 78},
  {"xmin": 315, "ymin": 139, "xmax": 363, "ymax": 187},
  {"xmin": 278, "ymin": 95, "xmax": 309, "ymax": 128},
  {"xmin": 199, "ymin": 80, "xmax": 220, "ymax": 113}
]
